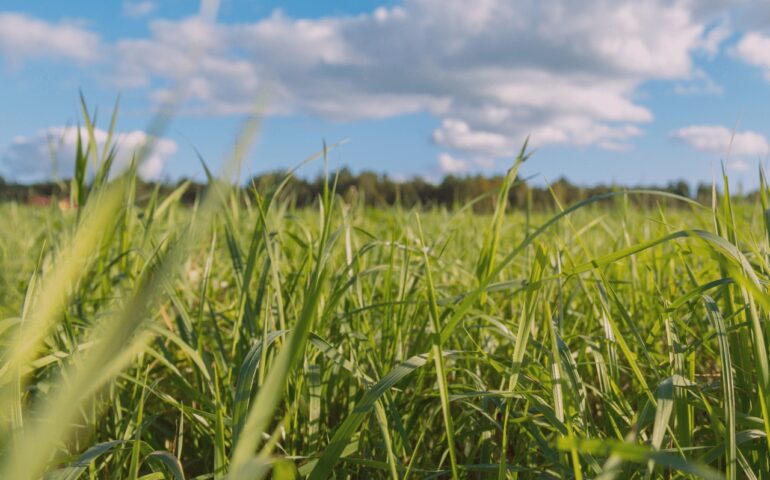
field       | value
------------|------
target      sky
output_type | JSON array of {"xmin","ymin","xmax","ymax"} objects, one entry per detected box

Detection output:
[{"xmin": 2, "ymin": 0, "xmax": 770, "ymax": 188}]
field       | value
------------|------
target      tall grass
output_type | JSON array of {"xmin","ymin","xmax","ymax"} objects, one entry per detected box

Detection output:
[{"xmin": 2, "ymin": 106, "xmax": 770, "ymax": 479}]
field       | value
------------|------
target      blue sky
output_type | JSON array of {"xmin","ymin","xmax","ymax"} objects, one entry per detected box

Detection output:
[{"xmin": 2, "ymin": 0, "xmax": 770, "ymax": 187}]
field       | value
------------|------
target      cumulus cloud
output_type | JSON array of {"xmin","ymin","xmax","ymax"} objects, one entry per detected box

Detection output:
[
  {"xmin": 1, "ymin": 1, "xmax": 742, "ymax": 178},
  {"xmin": 734, "ymin": 31, "xmax": 770, "ymax": 81},
  {"xmin": 670, "ymin": 125, "xmax": 769, "ymax": 157},
  {"xmin": 122, "ymin": 1, "xmax": 157, "ymax": 18},
  {"xmin": 433, "ymin": 119, "xmax": 515, "ymax": 157},
  {"xmin": 104, "ymin": 0, "xmax": 720, "ymax": 170},
  {"xmin": 1, "ymin": 127, "xmax": 177, "ymax": 183},
  {"xmin": 0, "ymin": 13, "xmax": 101, "ymax": 66}
]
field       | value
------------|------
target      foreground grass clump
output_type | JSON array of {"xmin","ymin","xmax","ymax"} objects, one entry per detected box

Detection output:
[{"xmin": 2, "ymin": 129, "xmax": 770, "ymax": 479}]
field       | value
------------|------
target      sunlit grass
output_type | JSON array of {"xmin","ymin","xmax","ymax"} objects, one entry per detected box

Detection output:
[{"xmin": 2, "ymin": 104, "xmax": 770, "ymax": 479}]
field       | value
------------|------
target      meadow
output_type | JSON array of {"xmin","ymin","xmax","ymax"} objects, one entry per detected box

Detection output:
[{"xmin": 2, "ymin": 115, "xmax": 770, "ymax": 479}]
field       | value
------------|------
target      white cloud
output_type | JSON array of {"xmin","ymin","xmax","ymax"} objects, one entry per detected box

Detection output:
[
  {"xmin": 673, "ymin": 69, "xmax": 723, "ymax": 95},
  {"xmin": 123, "ymin": 1, "xmax": 158, "ymax": 18},
  {"xmin": 437, "ymin": 153, "xmax": 499, "ymax": 174},
  {"xmin": 0, "ymin": 13, "xmax": 101, "ymax": 66},
  {"xmin": 105, "ymin": 0, "xmax": 718, "ymax": 163},
  {"xmin": 1, "ymin": 127, "xmax": 177, "ymax": 183},
  {"xmin": 1, "ymin": 1, "xmax": 740, "ymax": 177},
  {"xmin": 437, "ymin": 153, "xmax": 469, "ymax": 174},
  {"xmin": 728, "ymin": 159, "xmax": 750, "ymax": 172},
  {"xmin": 670, "ymin": 125, "xmax": 769, "ymax": 157},
  {"xmin": 113, "ymin": 17, "xmax": 228, "ymax": 88},
  {"xmin": 697, "ymin": 19, "xmax": 731, "ymax": 58},
  {"xmin": 433, "ymin": 119, "xmax": 515, "ymax": 157},
  {"xmin": 734, "ymin": 31, "xmax": 770, "ymax": 81}
]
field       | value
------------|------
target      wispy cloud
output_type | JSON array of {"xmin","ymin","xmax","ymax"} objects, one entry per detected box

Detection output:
[
  {"xmin": 1, "ymin": 126, "xmax": 177, "ymax": 183},
  {"xmin": 697, "ymin": 19, "xmax": 731, "ymax": 58},
  {"xmin": 674, "ymin": 69, "xmax": 723, "ymax": 95},
  {"xmin": 122, "ymin": 1, "xmax": 158, "ymax": 18},
  {"xmin": 670, "ymin": 124, "xmax": 769, "ymax": 157}
]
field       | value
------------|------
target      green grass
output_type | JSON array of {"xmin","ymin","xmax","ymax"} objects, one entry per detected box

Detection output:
[{"xmin": 2, "ymin": 118, "xmax": 770, "ymax": 479}]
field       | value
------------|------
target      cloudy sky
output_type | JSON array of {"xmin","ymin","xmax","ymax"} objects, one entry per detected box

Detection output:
[{"xmin": 2, "ymin": 0, "xmax": 770, "ymax": 186}]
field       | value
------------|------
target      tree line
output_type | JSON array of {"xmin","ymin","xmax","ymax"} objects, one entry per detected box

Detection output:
[{"xmin": 0, "ymin": 169, "xmax": 731, "ymax": 212}]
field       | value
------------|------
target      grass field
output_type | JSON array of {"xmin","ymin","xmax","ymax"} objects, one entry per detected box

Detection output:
[{"xmin": 2, "ymin": 120, "xmax": 770, "ymax": 479}]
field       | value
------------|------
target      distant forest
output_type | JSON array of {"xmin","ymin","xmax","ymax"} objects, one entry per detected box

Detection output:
[{"xmin": 0, "ymin": 169, "xmax": 736, "ymax": 212}]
